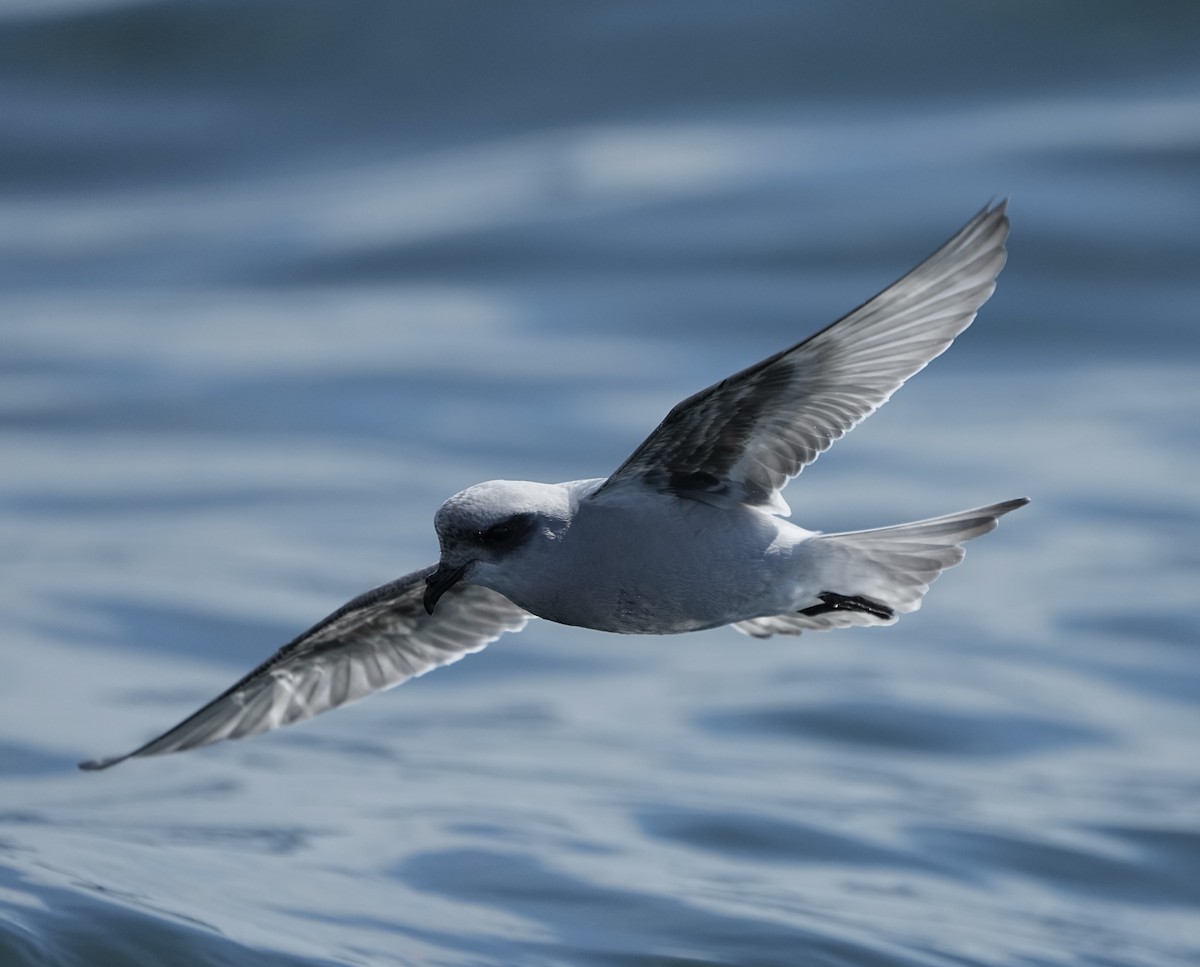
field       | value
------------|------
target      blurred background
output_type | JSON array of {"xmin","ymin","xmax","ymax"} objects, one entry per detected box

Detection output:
[{"xmin": 2, "ymin": 2, "xmax": 1198, "ymax": 965}]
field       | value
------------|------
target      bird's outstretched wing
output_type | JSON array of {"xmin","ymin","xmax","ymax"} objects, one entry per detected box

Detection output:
[
  {"xmin": 592, "ymin": 203, "xmax": 1010, "ymax": 515},
  {"xmin": 79, "ymin": 568, "xmax": 530, "ymax": 770}
]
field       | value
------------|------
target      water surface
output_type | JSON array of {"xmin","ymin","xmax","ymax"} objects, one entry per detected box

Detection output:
[{"xmin": 2, "ymin": 2, "xmax": 1199, "ymax": 965}]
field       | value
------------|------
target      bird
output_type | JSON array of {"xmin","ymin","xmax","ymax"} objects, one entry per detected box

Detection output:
[{"xmin": 79, "ymin": 202, "xmax": 1026, "ymax": 771}]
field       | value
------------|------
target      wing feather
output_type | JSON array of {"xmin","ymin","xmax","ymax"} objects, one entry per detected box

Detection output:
[
  {"xmin": 593, "ymin": 203, "xmax": 1009, "ymax": 515},
  {"xmin": 79, "ymin": 567, "xmax": 530, "ymax": 770}
]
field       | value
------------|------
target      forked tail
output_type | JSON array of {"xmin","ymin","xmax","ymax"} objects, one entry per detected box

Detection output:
[{"xmin": 734, "ymin": 497, "xmax": 1028, "ymax": 637}]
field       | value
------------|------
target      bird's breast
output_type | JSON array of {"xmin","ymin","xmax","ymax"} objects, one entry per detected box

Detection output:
[{"xmin": 515, "ymin": 497, "xmax": 795, "ymax": 635}]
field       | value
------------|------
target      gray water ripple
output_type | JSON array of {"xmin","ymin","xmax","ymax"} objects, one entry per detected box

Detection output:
[
  {"xmin": 634, "ymin": 804, "xmax": 953, "ymax": 877},
  {"xmin": 697, "ymin": 701, "xmax": 1107, "ymax": 758},
  {"xmin": 0, "ymin": 862, "xmax": 338, "ymax": 967},
  {"xmin": 907, "ymin": 824, "xmax": 1200, "ymax": 907},
  {"xmin": 393, "ymin": 847, "xmax": 960, "ymax": 967},
  {"xmin": 2, "ymin": 2, "xmax": 1199, "ymax": 965}
]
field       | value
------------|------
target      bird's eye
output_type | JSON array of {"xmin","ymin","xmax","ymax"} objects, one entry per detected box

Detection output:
[
  {"xmin": 477, "ymin": 513, "xmax": 533, "ymax": 548},
  {"xmin": 481, "ymin": 523, "xmax": 512, "ymax": 545}
]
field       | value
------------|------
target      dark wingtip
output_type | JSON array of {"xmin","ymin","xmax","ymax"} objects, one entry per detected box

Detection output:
[{"xmin": 78, "ymin": 753, "xmax": 128, "ymax": 772}]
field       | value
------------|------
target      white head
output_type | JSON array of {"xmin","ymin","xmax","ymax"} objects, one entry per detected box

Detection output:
[{"xmin": 423, "ymin": 480, "xmax": 572, "ymax": 614}]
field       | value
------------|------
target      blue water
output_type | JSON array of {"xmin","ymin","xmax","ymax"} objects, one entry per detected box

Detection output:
[{"xmin": 3, "ymin": 2, "xmax": 1199, "ymax": 965}]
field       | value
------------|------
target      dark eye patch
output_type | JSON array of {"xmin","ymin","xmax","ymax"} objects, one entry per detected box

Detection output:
[{"xmin": 478, "ymin": 513, "xmax": 535, "ymax": 549}]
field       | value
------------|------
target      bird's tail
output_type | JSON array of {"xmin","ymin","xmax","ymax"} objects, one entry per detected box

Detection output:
[{"xmin": 733, "ymin": 497, "xmax": 1028, "ymax": 638}]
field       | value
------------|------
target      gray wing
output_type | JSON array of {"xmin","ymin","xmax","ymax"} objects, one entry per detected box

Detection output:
[
  {"xmin": 592, "ymin": 203, "xmax": 1009, "ymax": 515},
  {"xmin": 79, "ymin": 567, "xmax": 530, "ymax": 770}
]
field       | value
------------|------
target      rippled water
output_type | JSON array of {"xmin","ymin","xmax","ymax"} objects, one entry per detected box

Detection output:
[{"xmin": 2, "ymin": 2, "xmax": 1199, "ymax": 965}]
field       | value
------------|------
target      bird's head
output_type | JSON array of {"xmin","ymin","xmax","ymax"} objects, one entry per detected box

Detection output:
[{"xmin": 424, "ymin": 480, "xmax": 571, "ymax": 614}]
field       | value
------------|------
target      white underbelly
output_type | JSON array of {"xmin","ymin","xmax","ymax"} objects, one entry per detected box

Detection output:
[{"xmin": 522, "ymin": 498, "xmax": 808, "ymax": 635}]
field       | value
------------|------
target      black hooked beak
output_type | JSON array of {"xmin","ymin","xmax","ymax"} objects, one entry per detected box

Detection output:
[{"xmin": 423, "ymin": 562, "xmax": 468, "ymax": 615}]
